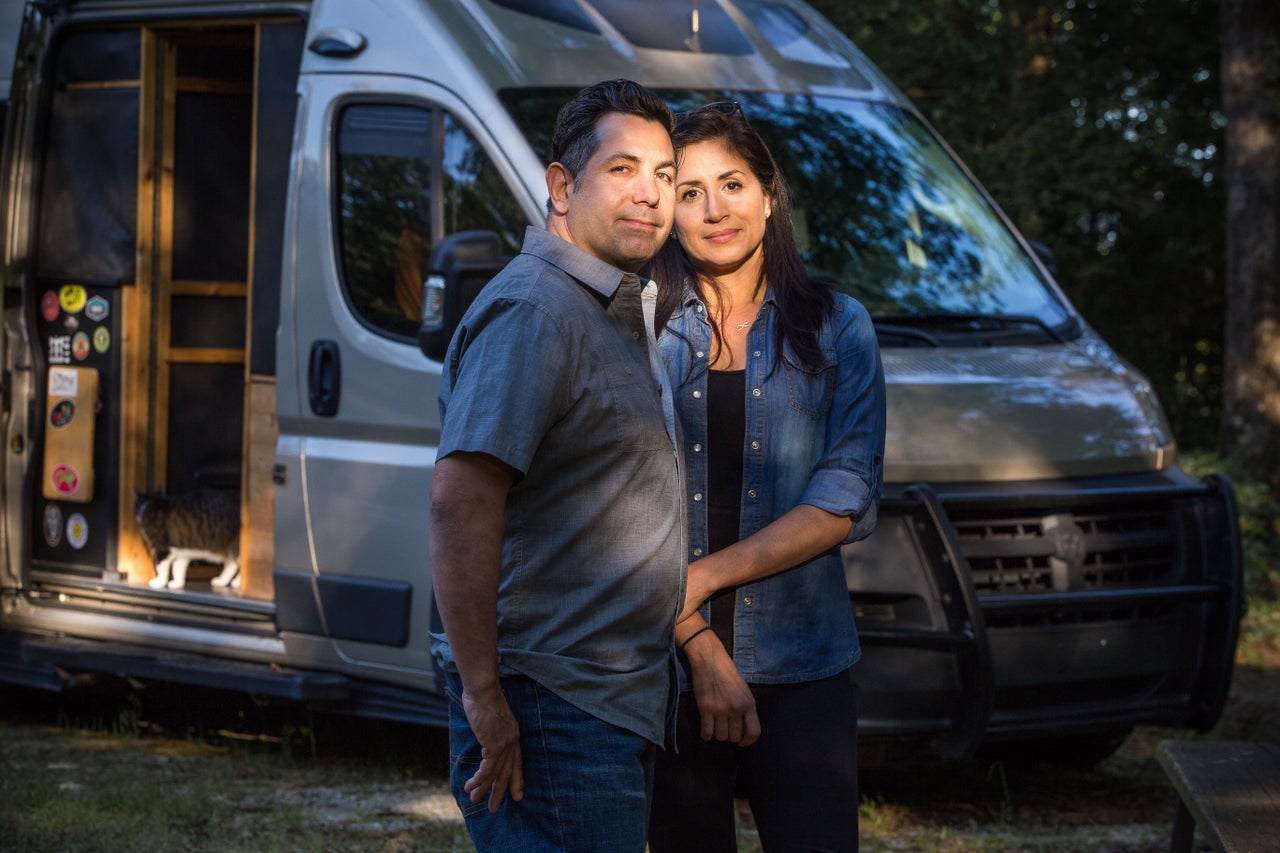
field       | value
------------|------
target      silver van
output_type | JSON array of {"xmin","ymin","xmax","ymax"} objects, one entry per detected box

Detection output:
[{"xmin": 0, "ymin": 0, "xmax": 1242, "ymax": 765}]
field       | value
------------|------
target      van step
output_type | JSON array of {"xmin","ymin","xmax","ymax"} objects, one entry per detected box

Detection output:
[{"xmin": 19, "ymin": 636, "xmax": 349, "ymax": 701}]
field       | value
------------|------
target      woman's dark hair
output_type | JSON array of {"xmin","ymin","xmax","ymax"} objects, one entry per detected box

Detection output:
[{"xmin": 647, "ymin": 104, "xmax": 833, "ymax": 372}]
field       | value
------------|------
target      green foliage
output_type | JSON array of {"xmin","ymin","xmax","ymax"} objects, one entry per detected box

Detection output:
[
  {"xmin": 809, "ymin": 0, "xmax": 1226, "ymax": 449},
  {"xmin": 1182, "ymin": 450, "xmax": 1280, "ymax": 602}
]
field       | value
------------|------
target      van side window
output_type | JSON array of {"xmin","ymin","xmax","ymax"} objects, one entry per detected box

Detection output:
[
  {"xmin": 336, "ymin": 103, "xmax": 524, "ymax": 339},
  {"xmin": 37, "ymin": 29, "xmax": 142, "ymax": 284}
]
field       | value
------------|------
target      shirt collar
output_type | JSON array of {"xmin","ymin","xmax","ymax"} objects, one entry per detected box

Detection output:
[
  {"xmin": 520, "ymin": 226, "xmax": 635, "ymax": 299},
  {"xmin": 679, "ymin": 279, "xmax": 779, "ymax": 310}
]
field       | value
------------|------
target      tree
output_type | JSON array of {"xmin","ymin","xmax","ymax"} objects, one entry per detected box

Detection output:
[{"xmin": 1220, "ymin": 0, "xmax": 1280, "ymax": 486}]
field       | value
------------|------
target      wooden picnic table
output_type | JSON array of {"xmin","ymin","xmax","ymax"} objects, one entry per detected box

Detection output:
[{"xmin": 1157, "ymin": 740, "xmax": 1280, "ymax": 852}]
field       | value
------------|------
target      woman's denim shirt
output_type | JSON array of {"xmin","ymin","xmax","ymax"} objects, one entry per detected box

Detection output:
[{"xmin": 661, "ymin": 286, "xmax": 886, "ymax": 686}]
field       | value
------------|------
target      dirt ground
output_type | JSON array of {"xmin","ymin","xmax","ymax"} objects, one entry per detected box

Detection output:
[{"xmin": 1, "ymin": 660, "xmax": 1276, "ymax": 852}]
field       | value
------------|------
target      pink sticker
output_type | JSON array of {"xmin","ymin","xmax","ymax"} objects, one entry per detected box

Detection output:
[
  {"xmin": 41, "ymin": 291, "xmax": 60, "ymax": 323},
  {"xmin": 49, "ymin": 464, "xmax": 79, "ymax": 495}
]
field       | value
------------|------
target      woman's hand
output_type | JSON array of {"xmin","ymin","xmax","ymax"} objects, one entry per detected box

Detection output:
[{"xmin": 683, "ymin": 630, "xmax": 760, "ymax": 746}]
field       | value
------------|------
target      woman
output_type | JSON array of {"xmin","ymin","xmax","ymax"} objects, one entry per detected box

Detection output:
[{"xmin": 645, "ymin": 102, "xmax": 886, "ymax": 852}]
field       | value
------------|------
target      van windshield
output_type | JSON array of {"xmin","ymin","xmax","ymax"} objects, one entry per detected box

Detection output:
[{"xmin": 502, "ymin": 90, "xmax": 1076, "ymax": 345}]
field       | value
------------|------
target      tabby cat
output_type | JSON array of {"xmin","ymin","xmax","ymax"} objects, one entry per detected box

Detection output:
[{"xmin": 135, "ymin": 488, "xmax": 241, "ymax": 590}]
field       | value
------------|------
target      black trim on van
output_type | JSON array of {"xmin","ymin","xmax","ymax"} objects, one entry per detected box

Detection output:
[{"xmin": 275, "ymin": 569, "xmax": 412, "ymax": 647}]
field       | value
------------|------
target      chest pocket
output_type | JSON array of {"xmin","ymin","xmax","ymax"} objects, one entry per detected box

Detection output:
[
  {"xmin": 602, "ymin": 362, "xmax": 670, "ymax": 453},
  {"xmin": 784, "ymin": 348, "xmax": 837, "ymax": 420}
]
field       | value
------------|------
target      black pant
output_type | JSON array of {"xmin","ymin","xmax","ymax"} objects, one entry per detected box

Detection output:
[{"xmin": 648, "ymin": 669, "xmax": 859, "ymax": 853}]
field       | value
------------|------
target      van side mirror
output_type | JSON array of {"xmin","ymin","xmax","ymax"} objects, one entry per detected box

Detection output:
[{"xmin": 418, "ymin": 230, "xmax": 509, "ymax": 362}]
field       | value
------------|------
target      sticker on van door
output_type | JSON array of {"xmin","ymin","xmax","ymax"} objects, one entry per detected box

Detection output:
[
  {"xmin": 49, "ymin": 400, "xmax": 75, "ymax": 428},
  {"xmin": 85, "ymin": 296, "xmax": 109, "ymax": 322},
  {"xmin": 59, "ymin": 284, "xmax": 86, "ymax": 314},
  {"xmin": 41, "ymin": 291, "xmax": 61, "ymax": 322},
  {"xmin": 43, "ymin": 504, "xmax": 63, "ymax": 548},
  {"xmin": 72, "ymin": 332, "xmax": 90, "ymax": 361},
  {"xmin": 49, "ymin": 464, "xmax": 80, "ymax": 496},
  {"xmin": 48, "ymin": 336, "xmax": 71, "ymax": 364},
  {"xmin": 66, "ymin": 513, "xmax": 88, "ymax": 549}
]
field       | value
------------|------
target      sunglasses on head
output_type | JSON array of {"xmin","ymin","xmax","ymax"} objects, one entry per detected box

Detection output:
[{"xmin": 676, "ymin": 100, "xmax": 749, "ymax": 124}]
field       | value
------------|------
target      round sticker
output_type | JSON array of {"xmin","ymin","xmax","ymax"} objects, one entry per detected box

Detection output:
[
  {"xmin": 59, "ymin": 284, "xmax": 87, "ymax": 314},
  {"xmin": 66, "ymin": 513, "xmax": 88, "ymax": 550},
  {"xmin": 41, "ymin": 290, "xmax": 61, "ymax": 323},
  {"xmin": 92, "ymin": 326, "xmax": 111, "ymax": 354},
  {"xmin": 49, "ymin": 464, "xmax": 79, "ymax": 495},
  {"xmin": 50, "ymin": 400, "xmax": 75, "ymax": 428},
  {"xmin": 43, "ymin": 504, "xmax": 63, "ymax": 548},
  {"xmin": 72, "ymin": 332, "xmax": 90, "ymax": 361}
]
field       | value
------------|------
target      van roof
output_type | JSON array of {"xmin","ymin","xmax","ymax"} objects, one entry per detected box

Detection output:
[
  {"xmin": 44, "ymin": 1, "xmax": 900, "ymax": 104},
  {"xmin": 305, "ymin": 0, "xmax": 900, "ymax": 102}
]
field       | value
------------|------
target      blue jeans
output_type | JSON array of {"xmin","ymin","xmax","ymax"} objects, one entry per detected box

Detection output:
[{"xmin": 444, "ymin": 671, "xmax": 656, "ymax": 853}]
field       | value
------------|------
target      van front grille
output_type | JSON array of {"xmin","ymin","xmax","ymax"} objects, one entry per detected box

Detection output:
[{"xmin": 949, "ymin": 501, "xmax": 1187, "ymax": 600}]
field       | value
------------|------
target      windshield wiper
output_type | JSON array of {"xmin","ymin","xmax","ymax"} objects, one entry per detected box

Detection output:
[
  {"xmin": 873, "ymin": 312, "xmax": 1069, "ymax": 344},
  {"xmin": 871, "ymin": 321, "xmax": 943, "ymax": 347}
]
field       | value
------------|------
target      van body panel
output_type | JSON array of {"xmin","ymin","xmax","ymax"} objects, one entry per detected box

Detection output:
[
  {"xmin": 883, "ymin": 338, "xmax": 1173, "ymax": 482},
  {"xmin": 0, "ymin": 0, "xmax": 1242, "ymax": 764}
]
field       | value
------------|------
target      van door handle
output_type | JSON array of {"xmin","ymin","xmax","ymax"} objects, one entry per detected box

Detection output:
[{"xmin": 308, "ymin": 339, "xmax": 341, "ymax": 417}]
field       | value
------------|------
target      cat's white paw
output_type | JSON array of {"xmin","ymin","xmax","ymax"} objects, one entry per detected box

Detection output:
[
  {"xmin": 211, "ymin": 560, "xmax": 240, "ymax": 589},
  {"xmin": 148, "ymin": 576, "xmax": 168, "ymax": 589}
]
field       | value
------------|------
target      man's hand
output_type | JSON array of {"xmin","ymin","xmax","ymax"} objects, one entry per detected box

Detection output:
[
  {"xmin": 461, "ymin": 683, "xmax": 525, "ymax": 812},
  {"xmin": 684, "ymin": 631, "xmax": 760, "ymax": 746}
]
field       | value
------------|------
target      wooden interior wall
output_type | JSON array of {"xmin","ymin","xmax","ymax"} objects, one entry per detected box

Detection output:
[
  {"xmin": 117, "ymin": 28, "xmax": 158, "ymax": 583},
  {"xmin": 118, "ymin": 24, "xmax": 260, "ymax": 590},
  {"xmin": 241, "ymin": 24, "xmax": 275, "ymax": 601}
]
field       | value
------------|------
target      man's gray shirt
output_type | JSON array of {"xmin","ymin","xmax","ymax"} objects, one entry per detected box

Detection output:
[{"xmin": 431, "ymin": 226, "xmax": 685, "ymax": 746}]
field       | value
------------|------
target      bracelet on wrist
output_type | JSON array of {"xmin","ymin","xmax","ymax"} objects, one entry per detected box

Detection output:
[{"xmin": 680, "ymin": 625, "xmax": 713, "ymax": 651}]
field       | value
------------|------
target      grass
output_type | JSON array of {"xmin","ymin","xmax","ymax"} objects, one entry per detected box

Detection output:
[{"xmin": 1, "ymin": 453, "xmax": 1276, "ymax": 852}]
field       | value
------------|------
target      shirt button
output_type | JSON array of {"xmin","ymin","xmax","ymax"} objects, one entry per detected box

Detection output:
[
  {"xmin": 754, "ymin": 350, "xmax": 762, "ymax": 357},
  {"xmin": 693, "ymin": 443, "xmax": 702, "ymax": 452},
  {"xmin": 742, "ymin": 597, "xmax": 753, "ymax": 606},
  {"xmin": 632, "ymin": 330, "xmax": 641, "ymax": 340},
  {"xmin": 747, "ymin": 489, "xmax": 757, "ymax": 499},
  {"xmin": 693, "ymin": 548, "xmax": 703, "ymax": 557},
  {"xmin": 693, "ymin": 390, "xmax": 702, "ymax": 399},
  {"xmin": 752, "ymin": 388, "xmax": 761, "ymax": 397},
  {"xmin": 751, "ymin": 441, "xmax": 760, "ymax": 450},
  {"xmin": 693, "ymin": 493, "xmax": 703, "ymax": 502},
  {"xmin": 696, "ymin": 351, "xmax": 705, "ymax": 358}
]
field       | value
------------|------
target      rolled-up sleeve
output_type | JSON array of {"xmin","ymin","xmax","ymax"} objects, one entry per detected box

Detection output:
[{"xmin": 800, "ymin": 296, "xmax": 886, "ymax": 544}]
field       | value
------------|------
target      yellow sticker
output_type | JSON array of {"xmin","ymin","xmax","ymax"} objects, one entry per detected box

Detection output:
[{"xmin": 59, "ymin": 284, "xmax": 87, "ymax": 314}]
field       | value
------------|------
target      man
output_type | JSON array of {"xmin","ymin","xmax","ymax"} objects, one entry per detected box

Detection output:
[{"xmin": 428, "ymin": 79, "xmax": 685, "ymax": 852}]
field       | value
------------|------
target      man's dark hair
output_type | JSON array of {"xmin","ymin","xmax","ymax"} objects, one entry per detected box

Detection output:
[{"xmin": 550, "ymin": 79, "xmax": 674, "ymax": 183}]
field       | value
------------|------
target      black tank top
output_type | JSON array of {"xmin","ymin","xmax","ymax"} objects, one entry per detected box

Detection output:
[{"xmin": 706, "ymin": 369, "xmax": 745, "ymax": 652}]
